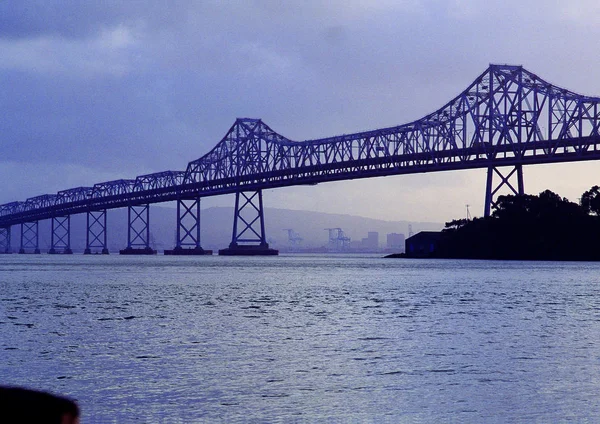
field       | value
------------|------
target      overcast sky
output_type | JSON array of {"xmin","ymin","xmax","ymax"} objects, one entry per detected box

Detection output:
[{"xmin": 2, "ymin": 0, "xmax": 600, "ymax": 223}]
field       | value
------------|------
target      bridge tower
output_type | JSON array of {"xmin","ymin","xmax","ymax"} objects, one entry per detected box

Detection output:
[
  {"xmin": 0, "ymin": 226, "xmax": 11, "ymax": 254},
  {"xmin": 218, "ymin": 190, "xmax": 278, "ymax": 255},
  {"xmin": 19, "ymin": 221, "xmax": 40, "ymax": 254},
  {"xmin": 84, "ymin": 210, "xmax": 109, "ymax": 254},
  {"xmin": 120, "ymin": 204, "xmax": 156, "ymax": 255},
  {"xmin": 164, "ymin": 197, "xmax": 212, "ymax": 255},
  {"xmin": 49, "ymin": 215, "xmax": 73, "ymax": 254},
  {"xmin": 484, "ymin": 165, "xmax": 525, "ymax": 217}
]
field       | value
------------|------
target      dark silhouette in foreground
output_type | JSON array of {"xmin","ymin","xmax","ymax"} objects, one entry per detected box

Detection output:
[
  {"xmin": 0, "ymin": 386, "xmax": 79, "ymax": 424},
  {"xmin": 392, "ymin": 187, "xmax": 600, "ymax": 261}
]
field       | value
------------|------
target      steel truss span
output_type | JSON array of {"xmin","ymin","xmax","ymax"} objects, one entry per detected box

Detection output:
[{"xmin": 2, "ymin": 64, "xmax": 600, "ymax": 226}]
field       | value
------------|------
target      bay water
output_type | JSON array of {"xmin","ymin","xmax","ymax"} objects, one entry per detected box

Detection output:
[{"xmin": 2, "ymin": 254, "xmax": 600, "ymax": 422}]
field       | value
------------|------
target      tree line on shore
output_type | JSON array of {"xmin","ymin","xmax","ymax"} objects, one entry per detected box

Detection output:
[{"xmin": 438, "ymin": 186, "xmax": 600, "ymax": 260}]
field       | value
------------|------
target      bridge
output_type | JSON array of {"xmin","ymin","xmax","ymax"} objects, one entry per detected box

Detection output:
[{"xmin": 2, "ymin": 64, "xmax": 600, "ymax": 254}]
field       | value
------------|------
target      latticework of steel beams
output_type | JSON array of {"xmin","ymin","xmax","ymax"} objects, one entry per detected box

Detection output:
[
  {"xmin": 19, "ymin": 221, "xmax": 40, "ymax": 254},
  {"xmin": 0, "ymin": 227, "xmax": 11, "ymax": 253},
  {"xmin": 49, "ymin": 215, "xmax": 72, "ymax": 254},
  {"xmin": 85, "ymin": 210, "xmax": 108, "ymax": 254},
  {"xmin": 175, "ymin": 198, "xmax": 201, "ymax": 249},
  {"xmin": 230, "ymin": 190, "xmax": 267, "ymax": 247},
  {"xmin": 484, "ymin": 165, "xmax": 525, "ymax": 217},
  {"xmin": 3, "ymin": 64, "xmax": 600, "ymax": 225},
  {"xmin": 136, "ymin": 171, "xmax": 186, "ymax": 192},
  {"xmin": 127, "ymin": 205, "xmax": 151, "ymax": 249}
]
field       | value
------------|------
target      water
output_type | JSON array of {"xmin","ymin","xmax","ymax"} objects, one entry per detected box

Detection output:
[{"xmin": 2, "ymin": 254, "xmax": 600, "ymax": 422}]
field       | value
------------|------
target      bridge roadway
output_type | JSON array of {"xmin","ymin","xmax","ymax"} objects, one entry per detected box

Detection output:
[{"xmin": 2, "ymin": 64, "xmax": 600, "ymax": 252}]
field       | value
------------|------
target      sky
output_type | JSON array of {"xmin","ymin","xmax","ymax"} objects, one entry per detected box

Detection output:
[{"xmin": 2, "ymin": 0, "xmax": 600, "ymax": 223}]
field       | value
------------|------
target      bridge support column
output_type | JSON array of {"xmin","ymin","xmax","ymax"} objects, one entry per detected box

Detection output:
[
  {"xmin": 484, "ymin": 164, "xmax": 525, "ymax": 217},
  {"xmin": 19, "ymin": 221, "xmax": 40, "ymax": 254},
  {"xmin": 219, "ymin": 190, "xmax": 278, "ymax": 256},
  {"xmin": 85, "ymin": 210, "xmax": 109, "ymax": 254},
  {"xmin": 0, "ymin": 226, "xmax": 11, "ymax": 254},
  {"xmin": 49, "ymin": 216, "xmax": 72, "ymax": 254},
  {"xmin": 164, "ymin": 198, "xmax": 212, "ymax": 255},
  {"xmin": 120, "ymin": 204, "xmax": 156, "ymax": 255}
]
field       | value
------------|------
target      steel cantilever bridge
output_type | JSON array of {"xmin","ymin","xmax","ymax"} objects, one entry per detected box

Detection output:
[{"xmin": 2, "ymin": 64, "xmax": 600, "ymax": 255}]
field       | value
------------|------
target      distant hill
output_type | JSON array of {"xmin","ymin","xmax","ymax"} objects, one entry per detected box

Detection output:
[
  {"xmin": 246, "ymin": 207, "xmax": 442, "ymax": 249},
  {"xmin": 8, "ymin": 206, "xmax": 442, "ymax": 253}
]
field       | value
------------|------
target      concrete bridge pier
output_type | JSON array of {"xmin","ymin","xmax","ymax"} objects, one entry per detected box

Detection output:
[
  {"xmin": 85, "ymin": 210, "xmax": 109, "ymax": 254},
  {"xmin": 218, "ymin": 190, "xmax": 278, "ymax": 256},
  {"xmin": 19, "ymin": 221, "xmax": 40, "ymax": 254},
  {"xmin": 120, "ymin": 204, "xmax": 156, "ymax": 255}
]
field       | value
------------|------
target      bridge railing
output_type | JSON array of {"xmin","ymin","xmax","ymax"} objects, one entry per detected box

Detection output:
[
  {"xmin": 134, "ymin": 171, "xmax": 186, "ymax": 192},
  {"xmin": 91, "ymin": 179, "xmax": 136, "ymax": 198},
  {"xmin": 23, "ymin": 194, "xmax": 58, "ymax": 212},
  {"xmin": 56, "ymin": 187, "xmax": 93, "ymax": 205},
  {"xmin": 0, "ymin": 202, "xmax": 22, "ymax": 218}
]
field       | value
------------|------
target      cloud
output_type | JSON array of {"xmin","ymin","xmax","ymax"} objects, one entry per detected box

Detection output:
[
  {"xmin": 0, "ymin": 24, "xmax": 139, "ymax": 77},
  {"xmin": 2, "ymin": 1, "xmax": 600, "ymax": 222},
  {"xmin": 0, "ymin": 160, "xmax": 121, "ymax": 204}
]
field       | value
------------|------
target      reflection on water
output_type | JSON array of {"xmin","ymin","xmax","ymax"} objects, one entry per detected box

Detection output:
[{"xmin": 2, "ymin": 255, "xmax": 600, "ymax": 422}]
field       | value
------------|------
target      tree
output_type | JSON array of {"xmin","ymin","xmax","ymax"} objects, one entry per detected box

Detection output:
[
  {"xmin": 443, "ymin": 218, "xmax": 468, "ymax": 232},
  {"xmin": 581, "ymin": 185, "xmax": 600, "ymax": 215},
  {"xmin": 438, "ymin": 189, "xmax": 598, "ymax": 260}
]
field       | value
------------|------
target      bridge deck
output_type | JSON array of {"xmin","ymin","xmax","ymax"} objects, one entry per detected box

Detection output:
[{"xmin": 2, "ymin": 64, "xmax": 600, "ymax": 226}]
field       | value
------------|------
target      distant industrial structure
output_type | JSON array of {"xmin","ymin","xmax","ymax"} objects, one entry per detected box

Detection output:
[
  {"xmin": 363, "ymin": 232, "xmax": 379, "ymax": 249},
  {"xmin": 325, "ymin": 228, "xmax": 351, "ymax": 251},
  {"xmin": 349, "ymin": 231, "xmax": 377, "ymax": 250},
  {"xmin": 283, "ymin": 229, "xmax": 303, "ymax": 247},
  {"xmin": 386, "ymin": 233, "xmax": 405, "ymax": 250},
  {"xmin": 278, "ymin": 227, "xmax": 409, "ymax": 254},
  {"xmin": 340, "ymin": 231, "xmax": 405, "ymax": 252}
]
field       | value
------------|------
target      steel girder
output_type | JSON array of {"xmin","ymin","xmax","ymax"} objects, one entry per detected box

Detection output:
[
  {"xmin": 184, "ymin": 66, "xmax": 600, "ymax": 188},
  {"xmin": 0, "ymin": 202, "xmax": 21, "ymax": 217},
  {"xmin": 49, "ymin": 215, "xmax": 72, "ymax": 254},
  {"xmin": 23, "ymin": 194, "xmax": 57, "ymax": 211},
  {"xmin": 484, "ymin": 165, "xmax": 525, "ymax": 217},
  {"xmin": 85, "ymin": 210, "xmax": 108, "ymax": 254},
  {"xmin": 0, "ymin": 227, "xmax": 10, "ymax": 253},
  {"xmin": 3, "ymin": 64, "xmax": 600, "ymax": 225},
  {"xmin": 92, "ymin": 179, "xmax": 136, "ymax": 198},
  {"xmin": 229, "ymin": 190, "xmax": 268, "ymax": 247},
  {"xmin": 175, "ymin": 198, "xmax": 202, "ymax": 249},
  {"xmin": 19, "ymin": 221, "xmax": 40, "ymax": 254},
  {"xmin": 127, "ymin": 205, "xmax": 151, "ymax": 249},
  {"xmin": 135, "ymin": 171, "xmax": 186, "ymax": 192},
  {"xmin": 57, "ymin": 187, "xmax": 93, "ymax": 204}
]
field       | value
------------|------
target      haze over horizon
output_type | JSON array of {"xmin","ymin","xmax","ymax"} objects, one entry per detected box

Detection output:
[
  {"xmin": 2, "ymin": 1, "xmax": 600, "ymax": 222},
  {"xmin": 5, "ymin": 204, "xmax": 442, "ymax": 252}
]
